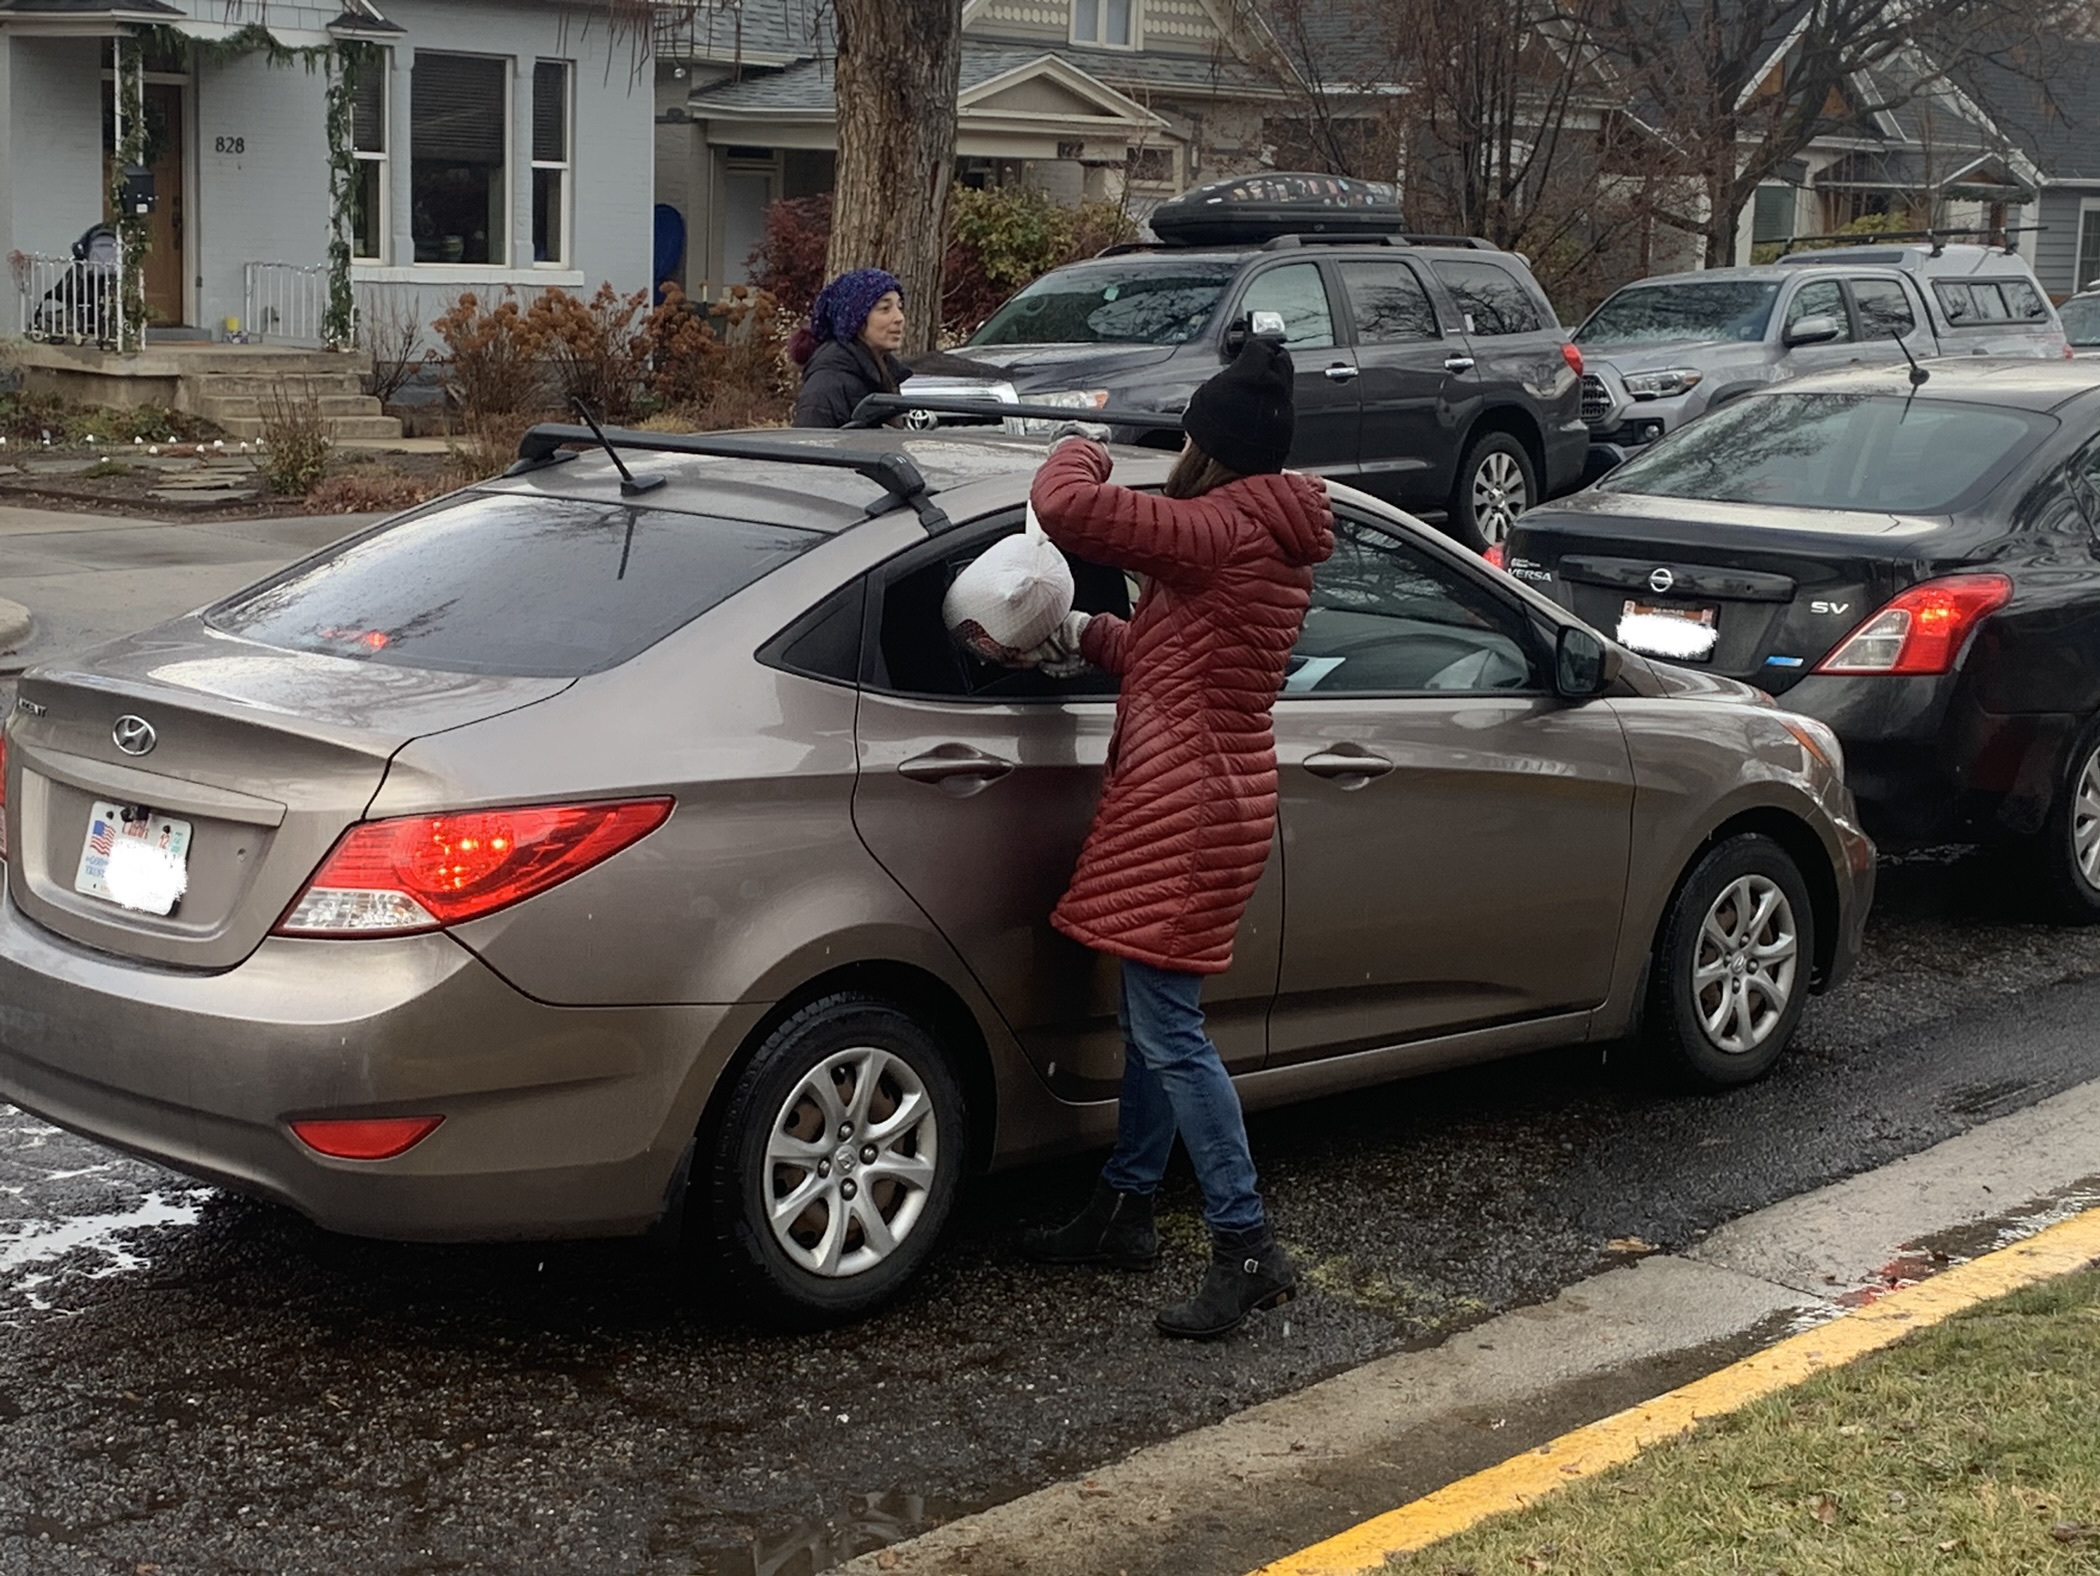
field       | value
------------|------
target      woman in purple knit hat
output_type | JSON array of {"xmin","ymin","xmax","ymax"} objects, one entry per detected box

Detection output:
[{"xmin": 790, "ymin": 267, "xmax": 912, "ymax": 428}]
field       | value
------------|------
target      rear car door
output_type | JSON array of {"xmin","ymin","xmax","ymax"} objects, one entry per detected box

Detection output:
[
  {"xmin": 850, "ymin": 513, "xmax": 1282, "ymax": 1099},
  {"xmin": 1266, "ymin": 509, "xmax": 1634, "ymax": 1065},
  {"xmin": 1230, "ymin": 259, "xmax": 1362, "ymax": 476},
  {"xmin": 1334, "ymin": 258, "xmax": 1472, "ymax": 509},
  {"xmin": 1846, "ymin": 275, "xmax": 1933, "ymax": 367}
]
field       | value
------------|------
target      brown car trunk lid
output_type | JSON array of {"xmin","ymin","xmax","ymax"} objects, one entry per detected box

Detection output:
[{"xmin": 5, "ymin": 622, "xmax": 571, "ymax": 968}]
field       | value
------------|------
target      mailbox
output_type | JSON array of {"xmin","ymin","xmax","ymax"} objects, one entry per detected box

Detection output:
[{"xmin": 120, "ymin": 164, "xmax": 156, "ymax": 216}]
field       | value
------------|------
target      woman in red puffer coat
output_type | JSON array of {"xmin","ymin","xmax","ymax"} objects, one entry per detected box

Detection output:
[{"xmin": 1017, "ymin": 337, "xmax": 1335, "ymax": 1340}]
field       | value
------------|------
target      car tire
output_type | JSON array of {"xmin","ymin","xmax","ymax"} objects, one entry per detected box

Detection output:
[
  {"xmin": 1448, "ymin": 431, "xmax": 1537, "ymax": 552},
  {"xmin": 707, "ymin": 992, "xmax": 966, "ymax": 1324},
  {"xmin": 2036, "ymin": 713, "xmax": 2100, "ymax": 924},
  {"xmin": 1642, "ymin": 833, "xmax": 1815, "ymax": 1089}
]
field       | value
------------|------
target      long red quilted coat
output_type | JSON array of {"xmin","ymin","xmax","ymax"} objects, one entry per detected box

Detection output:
[{"xmin": 1030, "ymin": 440, "xmax": 1336, "ymax": 975}]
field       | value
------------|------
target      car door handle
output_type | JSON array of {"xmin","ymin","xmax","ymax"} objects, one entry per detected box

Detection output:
[
  {"xmin": 898, "ymin": 747, "xmax": 1015, "ymax": 785},
  {"xmin": 1444, "ymin": 354, "xmax": 1477, "ymax": 374},
  {"xmin": 1324, "ymin": 363, "xmax": 1360, "ymax": 382},
  {"xmin": 1302, "ymin": 748, "xmax": 1395, "ymax": 784}
]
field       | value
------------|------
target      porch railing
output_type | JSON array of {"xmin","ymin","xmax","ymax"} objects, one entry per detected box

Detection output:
[
  {"xmin": 11, "ymin": 250, "xmax": 125, "ymax": 348},
  {"xmin": 243, "ymin": 261, "xmax": 336, "ymax": 347}
]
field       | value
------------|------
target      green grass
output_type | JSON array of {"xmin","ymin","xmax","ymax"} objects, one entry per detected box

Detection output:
[{"xmin": 1391, "ymin": 1266, "xmax": 2100, "ymax": 1575}]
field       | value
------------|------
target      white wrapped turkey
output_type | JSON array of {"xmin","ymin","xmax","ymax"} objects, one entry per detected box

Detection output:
[{"xmin": 942, "ymin": 501, "xmax": 1076, "ymax": 664}]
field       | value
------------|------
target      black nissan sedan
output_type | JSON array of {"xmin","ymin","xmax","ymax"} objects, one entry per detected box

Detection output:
[{"xmin": 1503, "ymin": 360, "xmax": 2100, "ymax": 916}]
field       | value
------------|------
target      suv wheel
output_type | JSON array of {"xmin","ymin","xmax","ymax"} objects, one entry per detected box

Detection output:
[
  {"xmin": 708, "ymin": 992, "xmax": 966, "ymax": 1322},
  {"xmin": 1450, "ymin": 432, "xmax": 1536, "ymax": 551},
  {"xmin": 2037, "ymin": 714, "xmax": 2100, "ymax": 923},
  {"xmin": 1643, "ymin": 834, "xmax": 1814, "ymax": 1088}
]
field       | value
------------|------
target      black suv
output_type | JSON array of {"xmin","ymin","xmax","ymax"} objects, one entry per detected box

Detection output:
[{"xmin": 924, "ymin": 200, "xmax": 1587, "ymax": 550}]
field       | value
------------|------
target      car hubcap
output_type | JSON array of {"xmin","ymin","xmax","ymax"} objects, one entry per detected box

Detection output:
[
  {"xmin": 1472, "ymin": 452, "xmax": 1529, "ymax": 543},
  {"xmin": 763, "ymin": 1046, "xmax": 938, "ymax": 1277},
  {"xmin": 1692, "ymin": 875, "xmax": 1799, "ymax": 1055},
  {"xmin": 2073, "ymin": 746, "xmax": 2100, "ymax": 890}
]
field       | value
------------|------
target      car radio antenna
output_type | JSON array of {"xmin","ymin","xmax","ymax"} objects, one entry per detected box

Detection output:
[
  {"xmin": 1891, "ymin": 327, "xmax": 1930, "ymax": 389},
  {"xmin": 570, "ymin": 397, "xmax": 666, "ymax": 496}
]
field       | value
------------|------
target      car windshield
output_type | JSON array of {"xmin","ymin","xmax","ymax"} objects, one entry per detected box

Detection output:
[
  {"xmin": 206, "ymin": 492, "xmax": 821, "ymax": 677},
  {"xmin": 1599, "ymin": 393, "xmax": 2052, "ymax": 514},
  {"xmin": 2061, "ymin": 295, "xmax": 2100, "ymax": 346},
  {"xmin": 970, "ymin": 259, "xmax": 1237, "ymax": 347},
  {"xmin": 1576, "ymin": 281, "xmax": 1782, "ymax": 346}
]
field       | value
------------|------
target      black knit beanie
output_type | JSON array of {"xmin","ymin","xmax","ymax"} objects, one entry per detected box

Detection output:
[{"xmin": 1183, "ymin": 336, "xmax": 1296, "ymax": 475}]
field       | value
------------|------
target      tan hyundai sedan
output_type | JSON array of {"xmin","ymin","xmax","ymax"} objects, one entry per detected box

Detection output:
[{"xmin": 0, "ymin": 426, "xmax": 1872, "ymax": 1320}]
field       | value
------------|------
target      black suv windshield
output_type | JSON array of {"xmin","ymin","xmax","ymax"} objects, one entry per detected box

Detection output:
[
  {"xmin": 1577, "ymin": 281, "xmax": 1781, "ymax": 346},
  {"xmin": 970, "ymin": 258, "xmax": 1237, "ymax": 347},
  {"xmin": 207, "ymin": 492, "xmax": 820, "ymax": 676},
  {"xmin": 1600, "ymin": 393, "xmax": 2051, "ymax": 514}
]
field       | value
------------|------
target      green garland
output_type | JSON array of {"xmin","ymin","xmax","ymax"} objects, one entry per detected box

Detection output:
[{"xmin": 106, "ymin": 36, "xmax": 150, "ymax": 352}]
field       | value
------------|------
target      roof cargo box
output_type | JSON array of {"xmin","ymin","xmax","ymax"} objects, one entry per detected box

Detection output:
[{"xmin": 1150, "ymin": 173, "xmax": 1405, "ymax": 248}]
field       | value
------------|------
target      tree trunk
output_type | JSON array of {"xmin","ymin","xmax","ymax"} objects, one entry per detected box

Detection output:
[{"xmin": 828, "ymin": 0, "xmax": 963, "ymax": 356}]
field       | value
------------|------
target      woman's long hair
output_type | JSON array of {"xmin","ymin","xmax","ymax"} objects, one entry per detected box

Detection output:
[{"xmin": 1162, "ymin": 440, "xmax": 1244, "ymax": 500}]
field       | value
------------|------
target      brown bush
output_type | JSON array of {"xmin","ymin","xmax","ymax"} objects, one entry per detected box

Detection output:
[
  {"xmin": 525, "ymin": 282, "xmax": 650, "ymax": 423},
  {"xmin": 635, "ymin": 284, "xmax": 792, "ymax": 430},
  {"xmin": 257, "ymin": 384, "xmax": 331, "ymax": 496},
  {"xmin": 638, "ymin": 282, "xmax": 723, "ymax": 412},
  {"xmin": 442, "ymin": 409, "xmax": 556, "ymax": 491},
  {"xmin": 428, "ymin": 290, "xmax": 546, "ymax": 420},
  {"xmin": 305, "ymin": 471, "xmax": 434, "ymax": 514},
  {"xmin": 357, "ymin": 291, "xmax": 423, "ymax": 406}
]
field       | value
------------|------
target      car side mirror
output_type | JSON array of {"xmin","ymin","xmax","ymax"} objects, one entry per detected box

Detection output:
[
  {"xmin": 1784, "ymin": 313, "xmax": 1842, "ymax": 347},
  {"xmin": 1225, "ymin": 310, "xmax": 1288, "ymax": 353},
  {"xmin": 1554, "ymin": 624, "xmax": 1618, "ymax": 700}
]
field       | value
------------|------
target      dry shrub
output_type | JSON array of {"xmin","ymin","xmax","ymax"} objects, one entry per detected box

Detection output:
[
  {"xmin": 258, "ymin": 383, "xmax": 331, "ymax": 496},
  {"xmin": 525, "ymin": 282, "xmax": 650, "ymax": 422},
  {"xmin": 442, "ymin": 409, "xmax": 555, "ymax": 490},
  {"xmin": 357, "ymin": 291, "xmax": 423, "ymax": 406},
  {"xmin": 639, "ymin": 282, "xmax": 724, "ymax": 411},
  {"xmin": 305, "ymin": 470, "xmax": 433, "ymax": 514},
  {"xmin": 428, "ymin": 289, "xmax": 546, "ymax": 419}
]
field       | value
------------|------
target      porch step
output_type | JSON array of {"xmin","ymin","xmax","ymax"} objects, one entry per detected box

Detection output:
[
  {"xmin": 196, "ymin": 392, "xmax": 388, "ymax": 421},
  {"xmin": 184, "ymin": 371, "xmax": 368, "ymax": 399},
  {"xmin": 205, "ymin": 411, "xmax": 405, "ymax": 442}
]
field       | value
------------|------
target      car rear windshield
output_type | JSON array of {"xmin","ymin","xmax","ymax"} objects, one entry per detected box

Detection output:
[
  {"xmin": 970, "ymin": 258, "xmax": 1238, "ymax": 347},
  {"xmin": 205, "ymin": 492, "xmax": 821, "ymax": 677},
  {"xmin": 1576, "ymin": 281, "xmax": 1781, "ymax": 345},
  {"xmin": 1599, "ymin": 393, "xmax": 2052, "ymax": 515}
]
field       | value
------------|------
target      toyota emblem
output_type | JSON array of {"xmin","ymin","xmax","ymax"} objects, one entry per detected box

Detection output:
[
  {"xmin": 112, "ymin": 715, "xmax": 157, "ymax": 756},
  {"xmin": 1648, "ymin": 567, "xmax": 1676, "ymax": 595}
]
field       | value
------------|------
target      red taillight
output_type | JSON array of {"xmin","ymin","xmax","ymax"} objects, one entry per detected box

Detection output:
[
  {"xmin": 1562, "ymin": 342, "xmax": 1584, "ymax": 376},
  {"xmin": 291, "ymin": 1116, "xmax": 443, "ymax": 1159},
  {"xmin": 1484, "ymin": 542, "xmax": 1507, "ymax": 569},
  {"xmin": 275, "ymin": 798, "xmax": 672, "ymax": 936},
  {"xmin": 1813, "ymin": 574, "xmax": 2012, "ymax": 676}
]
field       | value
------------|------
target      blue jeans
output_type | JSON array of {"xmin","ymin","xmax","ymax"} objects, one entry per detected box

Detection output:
[{"xmin": 1098, "ymin": 958, "xmax": 1266, "ymax": 1235}]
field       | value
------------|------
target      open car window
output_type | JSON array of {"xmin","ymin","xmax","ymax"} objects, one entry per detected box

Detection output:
[
  {"xmin": 871, "ymin": 515, "xmax": 1134, "ymax": 701},
  {"xmin": 1285, "ymin": 514, "xmax": 1543, "ymax": 695}
]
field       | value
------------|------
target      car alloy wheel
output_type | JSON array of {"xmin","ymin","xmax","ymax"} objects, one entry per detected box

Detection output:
[
  {"xmin": 2072, "ymin": 743, "xmax": 2100, "ymax": 891},
  {"xmin": 1690, "ymin": 873, "xmax": 1799, "ymax": 1055},
  {"xmin": 1471, "ymin": 450, "xmax": 1529, "ymax": 544},
  {"xmin": 762, "ymin": 1044, "xmax": 939, "ymax": 1278}
]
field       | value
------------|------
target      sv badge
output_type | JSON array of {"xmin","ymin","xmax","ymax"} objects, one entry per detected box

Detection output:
[{"xmin": 1810, "ymin": 601, "xmax": 1851, "ymax": 615}]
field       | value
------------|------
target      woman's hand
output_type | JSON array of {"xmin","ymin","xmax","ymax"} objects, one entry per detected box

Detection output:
[{"xmin": 1022, "ymin": 611, "xmax": 1092, "ymax": 676}]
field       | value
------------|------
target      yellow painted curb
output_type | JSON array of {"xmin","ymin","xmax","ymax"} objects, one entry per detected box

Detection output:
[{"xmin": 1251, "ymin": 1204, "xmax": 2100, "ymax": 1576}]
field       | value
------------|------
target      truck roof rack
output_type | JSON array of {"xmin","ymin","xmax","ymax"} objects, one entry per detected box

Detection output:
[
  {"xmin": 1776, "ymin": 225, "xmax": 2042, "ymax": 259},
  {"xmin": 507, "ymin": 422, "xmax": 954, "ymax": 532},
  {"xmin": 845, "ymin": 394, "xmax": 1186, "ymax": 435}
]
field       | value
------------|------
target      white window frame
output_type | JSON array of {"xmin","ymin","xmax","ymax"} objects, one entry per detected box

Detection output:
[
  {"xmin": 351, "ymin": 50, "xmax": 390, "ymax": 264},
  {"xmin": 1071, "ymin": 0, "xmax": 1139, "ymax": 49},
  {"xmin": 2076, "ymin": 198, "xmax": 2100, "ymax": 296},
  {"xmin": 407, "ymin": 49, "xmax": 512, "ymax": 269},
  {"xmin": 530, "ymin": 58, "xmax": 573, "ymax": 269}
]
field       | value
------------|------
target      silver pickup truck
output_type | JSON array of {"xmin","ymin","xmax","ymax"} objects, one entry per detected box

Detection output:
[{"xmin": 1575, "ymin": 241, "xmax": 2070, "ymax": 475}]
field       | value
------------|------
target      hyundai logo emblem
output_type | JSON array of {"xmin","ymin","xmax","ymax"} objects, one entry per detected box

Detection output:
[
  {"xmin": 112, "ymin": 715, "xmax": 157, "ymax": 756},
  {"xmin": 1648, "ymin": 567, "xmax": 1676, "ymax": 595}
]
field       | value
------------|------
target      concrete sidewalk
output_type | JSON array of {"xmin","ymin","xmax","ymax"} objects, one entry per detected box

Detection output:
[{"xmin": 842, "ymin": 1077, "xmax": 2100, "ymax": 1576}]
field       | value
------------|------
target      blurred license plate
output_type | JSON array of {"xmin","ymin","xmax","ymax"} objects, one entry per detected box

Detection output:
[
  {"xmin": 73, "ymin": 801, "xmax": 192, "ymax": 915},
  {"xmin": 1618, "ymin": 599, "xmax": 1719, "ymax": 661}
]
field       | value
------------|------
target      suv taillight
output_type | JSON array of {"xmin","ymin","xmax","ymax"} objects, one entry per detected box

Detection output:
[
  {"xmin": 1813, "ymin": 574, "xmax": 2012, "ymax": 676},
  {"xmin": 275, "ymin": 799, "xmax": 672, "ymax": 936},
  {"xmin": 1561, "ymin": 342, "xmax": 1584, "ymax": 376}
]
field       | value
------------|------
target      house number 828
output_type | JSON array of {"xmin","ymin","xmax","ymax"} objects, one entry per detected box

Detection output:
[{"xmin": 214, "ymin": 135, "xmax": 246, "ymax": 154}]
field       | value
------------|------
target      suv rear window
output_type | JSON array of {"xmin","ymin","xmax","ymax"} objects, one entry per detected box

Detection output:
[
  {"xmin": 1432, "ymin": 259, "xmax": 1548, "ymax": 335},
  {"xmin": 1936, "ymin": 278, "xmax": 2050, "ymax": 325},
  {"xmin": 206, "ymin": 492, "xmax": 821, "ymax": 677},
  {"xmin": 970, "ymin": 258, "xmax": 1238, "ymax": 346}
]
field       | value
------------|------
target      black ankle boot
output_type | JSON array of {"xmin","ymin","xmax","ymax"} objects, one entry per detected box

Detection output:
[
  {"xmin": 1018, "ymin": 1180, "xmax": 1159, "ymax": 1270},
  {"xmin": 1155, "ymin": 1224, "xmax": 1295, "ymax": 1339}
]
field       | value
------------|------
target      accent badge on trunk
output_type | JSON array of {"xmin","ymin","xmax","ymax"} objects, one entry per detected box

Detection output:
[{"xmin": 112, "ymin": 715, "xmax": 157, "ymax": 756}]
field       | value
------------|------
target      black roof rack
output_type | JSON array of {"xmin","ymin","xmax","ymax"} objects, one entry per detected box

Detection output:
[
  {"xmin": 507, "ymin": 422, "xmax": 954, "ymax": 532},
  {"xmin": 1776, "ymin": 225, "xmax": 2042, "ymax": 259},
  {"xmin": 845, "ymin": 394, "xmax": 1186, "ymax": 435}
]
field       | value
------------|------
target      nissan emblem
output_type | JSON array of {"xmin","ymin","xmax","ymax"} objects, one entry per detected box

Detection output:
[{"xmin": 1648, "ymin": 567, "xmax": 1676, "ymax": 595}]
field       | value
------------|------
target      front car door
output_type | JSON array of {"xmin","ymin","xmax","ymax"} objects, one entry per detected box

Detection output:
[
  {"xmin": 850, "ymin": 512, "xmax": 1283, "ymax": 1100},
  {"xmin": 1335, "ymin": 258, "xmax": 1472, "ymax": 510},
  {"xmin": 1778, "ymin": 276, "xmax": 1863, "ymax": 376},
  {"xmin": 1267, "ymin": 509, "xmax": 1636, "ymax": 1064},
  {"xmin": 1230, "ymin": 259, "xmax": 1362, "ymax": 476}
]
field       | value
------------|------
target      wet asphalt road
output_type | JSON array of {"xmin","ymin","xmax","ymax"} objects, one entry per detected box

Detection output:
[{"xmin": 7, "ymin": 851, "xmax": 2100, "ymax": 1576}]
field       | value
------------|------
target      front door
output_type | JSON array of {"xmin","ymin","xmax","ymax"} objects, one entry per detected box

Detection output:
[
  {"xmin": 1335, "ymin": 258, "xmax": 1469, "ymax": 510},
  {"xmin": 1778, "ymin": 276, "xmax": 1860, "ymax": 378},
  {"xmin": 849, "ymin": 513, "xmax": 1282, "ymax": 1099},
  {"xmin": 1267, "ymin": 511, "xmax": 1635, "ymax": 1064},
  {"xmin": 104, "ymin": 80, "xmax": 186, "ymax": 327},
  {"xmin": 1231, "ymin": 260, "xmax": 1361, "ymax": 477}
]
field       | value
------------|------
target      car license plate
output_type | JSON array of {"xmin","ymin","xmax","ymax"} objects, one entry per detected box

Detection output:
[
  {"xmin": 1618, "ymin": 599, "xmax": 1719, "ymax": 662},
  {"xmin": 73, "ymin": 801, "xmax": 192, "ymax": 915}
]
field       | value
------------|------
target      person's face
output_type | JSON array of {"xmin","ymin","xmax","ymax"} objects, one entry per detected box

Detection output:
[{"xmin": 860, "ymin": 291, "xmax": 907, "ymax": 354}]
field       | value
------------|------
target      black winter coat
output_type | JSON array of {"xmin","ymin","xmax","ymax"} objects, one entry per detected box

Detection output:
[{"xmin": 791, "ymin": 340, "xmax": 913, "ymax": 428}]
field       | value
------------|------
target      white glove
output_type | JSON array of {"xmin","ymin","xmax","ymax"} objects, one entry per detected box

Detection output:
[
  {"xmin": 1026, "ymin": 610, "xmax": 1092, "ymax": 676},
  {"xmin": 1047, "ymin": 420, "xmax": 1111, "ymax": 447}
]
